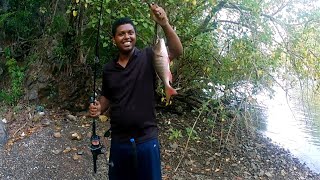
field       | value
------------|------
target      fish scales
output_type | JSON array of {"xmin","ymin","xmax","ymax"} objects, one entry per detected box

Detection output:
[{"xmin": 153, "ymin": 38, "xmax": 177, "ymax": 102}]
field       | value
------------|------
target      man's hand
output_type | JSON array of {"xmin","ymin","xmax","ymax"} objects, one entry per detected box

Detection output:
[
  {"xmin": 89, "ymin": 100, "xmax": 101, "ymax": 117},
  {"xmin": 150, "ymin": 3, "xmax": 169, "ymax": 27}
]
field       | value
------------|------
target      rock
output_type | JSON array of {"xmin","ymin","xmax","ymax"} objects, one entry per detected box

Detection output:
[
  {"xmin": 0, "ymin": 121, "xmax": 8, "ymax": 146},
  {"xmin": 32, "ymin": 113, "xmax": 43, "ymax": 122},
  {"xmin": 281, "ymin": 169, "xmax": 286, "ymax": 176},
  {"xmin": 53, "ymin": 132, "xmax": 61, "ymax": 138},
  {"xmin": 170, "ymin": 142, "xmax": 178, "ymax": 150},
  {"xmin": 36, "ymin": 106, "xmax": 44, "ymax": 112},
  {"xmin": 265, "ymin": 172, "xmax": 272, "ymax": 178},
  {"xmin": 52, "ymin": 149, "xmax": 62, "ymax": 155},
  {"xmin": 71, "ymin": 132, "xmax": 82, "ymax": 141},
  {"xmin": 1, "ymin": 118, "xmax": 7, "ymax": 123},
  {"xmin": 251, "ymin": 162, "xmax": 258, "ymax": 171},
  {"xmin": 63, "ymin": 147, "xmax": 72, "ymax": 153},
  {"xmin": 189, "ymin": 147, "xmax": 197, "ymax": 154},
  {"xmin": 66, "ymin": 115, "xmax": 77, "ymax": 121},
  {"xmin": 41, "ymin": 119, "xmax": 51, "ymax": 127},
  {"xmin": 26, "ymin": 89, "xmax": 38, "ymax": 101}
]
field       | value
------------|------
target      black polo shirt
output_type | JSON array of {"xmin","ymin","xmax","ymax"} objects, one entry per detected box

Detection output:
[{"xmin": 101, "ymin": 47, "xmax": 158, "ymax": 143}]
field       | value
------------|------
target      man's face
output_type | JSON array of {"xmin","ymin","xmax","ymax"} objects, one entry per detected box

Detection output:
[{"xmin": 113, "ymin": 23, "xmax": 136, "ymax": 54}]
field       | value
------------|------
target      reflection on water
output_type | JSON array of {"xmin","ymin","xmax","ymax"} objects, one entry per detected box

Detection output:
[{"xmin": 256, "ymin": 85, "xmax": 320, "ymax": 173}]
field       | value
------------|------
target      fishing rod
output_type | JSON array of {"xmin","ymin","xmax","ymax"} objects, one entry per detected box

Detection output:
[{"xmin": 89, "ymin": 0, "xmax": 107, "ymax": 174}]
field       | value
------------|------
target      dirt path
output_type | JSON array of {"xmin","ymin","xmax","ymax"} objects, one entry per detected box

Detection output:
[
  {"xmin": 0, "ymin": 118, "xmax": 108, "ymax": 180},
  {"xmin": 0, "ymin": 107, "xmax": 319, "ymax": 180}
]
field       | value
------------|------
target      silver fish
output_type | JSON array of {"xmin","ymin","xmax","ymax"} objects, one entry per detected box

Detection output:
[{"xmin": 153, "ymin": 38, "xmax": 177, "ymax": 102}]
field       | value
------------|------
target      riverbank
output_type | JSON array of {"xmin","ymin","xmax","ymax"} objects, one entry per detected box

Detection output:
[{"xmin": 0, "ymin": 105, "xmax": 319, "ymax": 179}]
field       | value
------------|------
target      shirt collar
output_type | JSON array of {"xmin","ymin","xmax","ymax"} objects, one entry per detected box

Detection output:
[{"xmin": 113, "ymin": 47, "xmax": 140, "ymax": 68}]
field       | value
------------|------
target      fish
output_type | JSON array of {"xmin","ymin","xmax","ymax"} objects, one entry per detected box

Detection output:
[{"xmin": 153, "ymin": 38, "xmax": 178, "ymax": 103}]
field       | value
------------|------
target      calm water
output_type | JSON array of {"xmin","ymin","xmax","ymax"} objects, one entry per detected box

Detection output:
[{"xmin": 256, "ymin": 85, "xmax": 320, "ymax": 173}]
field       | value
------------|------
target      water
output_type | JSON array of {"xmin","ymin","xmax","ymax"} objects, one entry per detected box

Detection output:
[{"xmin": 256, "ymin": 85, "xmax": 320, "ymax": 173}]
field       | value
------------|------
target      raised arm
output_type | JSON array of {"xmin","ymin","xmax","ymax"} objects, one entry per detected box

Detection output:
[{"xmin": 150, "ymin": 3, "xmax": 183, "ymax": 60}]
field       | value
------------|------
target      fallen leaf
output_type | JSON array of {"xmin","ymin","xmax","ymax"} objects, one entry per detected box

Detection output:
[
  {"xmin": 71, "ymin": 132, "xmax": 82, "ymax": 140},
  {"xmin": 55, "ymin": 126, "xmax": 62, "ymax": 131},
  {"xmin": 63, "ymin": 147, "xmax": 72, "ymax": 153},
  {"xmin": 99, "ymin": 115, "xmax": 108, "ymax": 122},
  {"xmin": 165, "ymin": 165, "xmax": 172, "ymax": 170},
  {"xmin": 20, "ymin": 132, "xmax": 25, "ymax": 137},
  {"xmin": 73, "ymin": 154, "xmax": 81, "ymax": 160}
]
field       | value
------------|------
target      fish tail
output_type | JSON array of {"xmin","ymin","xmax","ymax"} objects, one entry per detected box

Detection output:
[{"xmin": 165, "ymin": 85, "xmax": 178, "ymax": 102}]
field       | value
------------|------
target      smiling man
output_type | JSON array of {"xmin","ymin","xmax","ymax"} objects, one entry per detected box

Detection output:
[{"xmin": 89, "ymin": 3, "xmax": 183, "ymax": 180}]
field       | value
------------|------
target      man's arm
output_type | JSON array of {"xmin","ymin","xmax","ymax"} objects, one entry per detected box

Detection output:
[
  {"xmin": 99, "ymin": 96, "xmax": 110, "ymax": 114},
  {"xmin": 150, "ymin": 4, "xmax": 183, "ymax": 60},
  {"xmin": 162, "ymin": 23, "xmax": 183, "ymax": 60}
]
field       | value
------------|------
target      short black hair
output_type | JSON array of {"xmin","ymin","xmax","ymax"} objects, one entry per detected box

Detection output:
[{"xmin": 112, "ymin": 17, "xmax": 136, "ymax": 37}]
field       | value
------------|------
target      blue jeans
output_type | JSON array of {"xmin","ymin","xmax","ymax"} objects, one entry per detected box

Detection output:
[{"xmin": 108, "ymin": 138, "xmax": 162, "ymax": 180}]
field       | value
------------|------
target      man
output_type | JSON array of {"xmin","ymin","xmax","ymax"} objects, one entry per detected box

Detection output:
[{"xmin": 89, "ymin": 3, "xmax": 183, "ymax": 180}]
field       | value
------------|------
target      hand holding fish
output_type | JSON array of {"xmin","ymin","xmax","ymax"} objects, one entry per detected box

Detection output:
[{"xmin": 149, "ymin": 3, "xmax": 169, "ymax": 27}]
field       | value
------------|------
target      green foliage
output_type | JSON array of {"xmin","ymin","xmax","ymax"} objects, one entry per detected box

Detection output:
[
  {"xmin": 52, "ymin": 43, "xmax": 72, "ymax": 73},
  {"xmin": 2, "ymin": 0, "xmax": 49, "ymax": 40},
  {"xmin": 49, "ymin": 14, "xmax": 69, "ymax": 35},
  {"xmin": 0, "ymin": 54, "xmax": 25, "ymax": 104},
  {"xmin": 80, "ymin": 0, "xmax": 155, "ymax": 65},
  {"xmin": 4, "ymin": 11, "xmax": 33, "ymax": 38},
  {"xmin": 169, "ymin": 128, "xmax": 183, "ymax": 140},
  {"xmin": 1, "ymin": 0, "xmax": 320, "ymax": 128},
  {"xmin": 0, "ymin": 12, "xmax": 13, "ymax": 28},
  {"xmin": 185, "ymin": 127, "xmax": 200, "ymax": 141}
]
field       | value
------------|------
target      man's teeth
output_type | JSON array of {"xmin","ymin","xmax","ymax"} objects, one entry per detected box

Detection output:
[{"xmin": 124, "ymin": 42, "xmax": 131, "ymax": 46}]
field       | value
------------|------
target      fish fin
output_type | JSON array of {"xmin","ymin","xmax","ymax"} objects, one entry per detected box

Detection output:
[{"xmin": 165, "ymin": 86, "xmax": 178, "ymax": 103}]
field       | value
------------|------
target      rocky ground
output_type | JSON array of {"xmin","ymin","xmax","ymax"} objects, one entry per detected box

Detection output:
[{"xmin": 0, "ymin": 104, "xmax": 320, "ymax": 180}]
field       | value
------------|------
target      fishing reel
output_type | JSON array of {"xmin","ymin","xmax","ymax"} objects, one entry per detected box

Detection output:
[
  {"xmin": 89, "ymin": 120, "xmax": 113, "ymax": 173},
  {"xmin": 90, "ymin": 134, "xmax": 103, "ymax": 152},
  {"xmin": 89, "ymin": 125, "xmax": 104, "ymax": 173}
]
